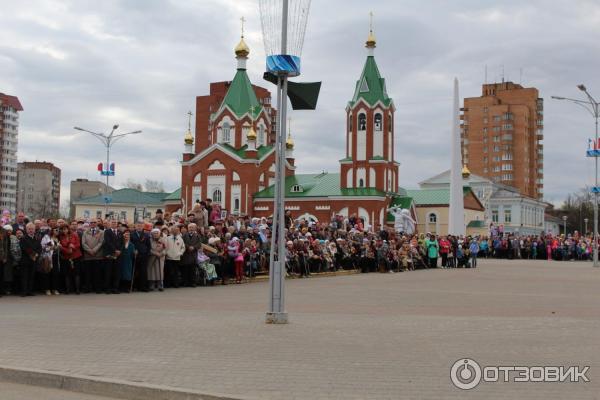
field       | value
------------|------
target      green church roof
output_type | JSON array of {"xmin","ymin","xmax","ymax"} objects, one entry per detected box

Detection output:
[
  {"xmin": 254, "ymin": 173, "xmax": 388, "ymax": 199},
  {"xmin": 349, "ymin": 56, "xmax": 393, "ymax": 108},
  {"xmin": 73, "ymin": 188, "xmax": 168, "ymax": 205},
  {"xmin": 221, "ymin": 143, "xmax": 273, "ymax": 159},
  {"xmin": 220, "ymin": 69, "xmax": 263, "ymax": 118}
]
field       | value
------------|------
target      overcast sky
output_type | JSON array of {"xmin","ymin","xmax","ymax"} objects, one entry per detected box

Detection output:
[{"xmin": 1, "ymin": 0, "xmax": 600, "ymax": 206}]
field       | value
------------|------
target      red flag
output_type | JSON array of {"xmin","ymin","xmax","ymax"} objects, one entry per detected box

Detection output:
[{"xmin": 97, "ymin": 163, "xmax": 103, "ymax": 171}]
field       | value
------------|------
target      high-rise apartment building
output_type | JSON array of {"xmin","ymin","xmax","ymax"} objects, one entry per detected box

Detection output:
[
  {"xmin": 17, "ymin": 161, "xmax": 61, "ymax": 218},
  {"xmin": 462, "ymin": 82, "xmax": 544, "ymax": 199},
  {"xmin": 0, "ymin": 93, "xmax": 23, "ymax": 212}
]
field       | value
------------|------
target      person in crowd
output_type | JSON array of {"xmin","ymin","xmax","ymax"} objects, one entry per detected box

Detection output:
[
  {"xmin": 119, "ymin": 230, "xmax": 136, "ymax": 292},
  {"xmin": 131, "ymin": 223, "xmax": 151, "ymax": 292},
  {"xmin": 59, "ymin": 225, "xmax": 82, "ymax": 295},
  {"xmin": 0, "ymin": 225, "xmax": 8, "ymax": 296},
  {"xmin": 19, "ymin": 223, "xmax": 41, "ymax": 297},
  {"xmin": 469, "ymin": 238, "xmax": 480, "ymax": 268},
  {"xmin": 148, "ymin": 228, "xmax": 167, "ymax": 291},
  {"xmin": 425, "ymin": 234, "xmax": 439, "ymax": 268},
  {"xmin": 102, "ymin": 219, "xmax": 123, "ymax": 294},
  {"xmin": 2, "ymin": 225, "xmax": 20, "ymax": 295},
  {"xmin": 81, "ymin": 220, "xmax": 104, "ymax": 293},
  {"xmin": 182, "ymin": 223, "xmax": 202, "ymax": 287},
  {"xmin": 165, "ymin": 225, "xmax": 185, "ymax": 288}
]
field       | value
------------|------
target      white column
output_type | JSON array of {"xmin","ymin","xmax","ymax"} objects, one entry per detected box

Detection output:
[{"xmin": 449, "ymin": 78, "xmax": 465, "ymax": 236}]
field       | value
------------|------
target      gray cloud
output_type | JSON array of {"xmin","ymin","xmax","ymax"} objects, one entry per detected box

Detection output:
[{"xmin": 1, "ymin": 0, "xmax": 600, "ymax": 206}]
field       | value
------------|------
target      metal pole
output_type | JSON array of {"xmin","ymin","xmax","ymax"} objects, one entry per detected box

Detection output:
[
  {"xmin": 594, "ymin": 111, "xmax": 599, "ymax": 266},
  {"xmin": 105, "ymin": 141, "xmax": 110, "ymax": 217},
  {"xmin": 266, "ymin": 0, "xmax": 289, "ymax": 324}
]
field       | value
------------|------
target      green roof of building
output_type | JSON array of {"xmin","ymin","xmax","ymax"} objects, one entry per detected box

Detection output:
[
  {"xmin": 406, "ymin": 187, "xmax": 472, "ymax": 206},
  {"xmin": 254, "ymin": 172, "xmax": 388, "ymax": 199},
  {"xmin": 220, "ymin": 69, "xmax": 263, "ymax": 118},
  {"xmin": 163, "ymin": 188, "xmax": 181, "ymax": 201},
  {"xmin": 467, "ymin": 220, "xmax": 486, "ymax": 228},
  {"xmin": 73, "ymin": 188, "xmax": 168, "ymax": 205},
  {"xmin": 349, "ymin": 56, "xmax": 393, "ymax": 108},
  {"xmin": 221, "ymin": 143, "xmax": 273, "ymax": 159}
]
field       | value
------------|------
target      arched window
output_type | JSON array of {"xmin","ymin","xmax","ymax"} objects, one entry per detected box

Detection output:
[
  {"xmin": 222, "ymin": 122, "xmax": 231, "ymax": 143},
  {"xmin": 374, "ymin": 113, "xmax": 382, "ymax": 131},
  {"xmin": 348, "ymin": 114, "xmax": 353, "ymax": 131},
  {"xmin": 213, "ymin": 189, "xmax": 222, "ymax": 204},
  {"xmin": 234, "ymin": 198, "xmax": 240, "ymax": 211},
  {"xmin": 428, "ymin": 213, "xmax": 437, "ymax": 223},
  {"xmin": 258, "ymin": 125, "xmax": 265, "ymax": 146},
  {"xmin": 359, "ymin": 178, "xmax": 364, "ymax": 187},
  {"xmin": 291, "ymin": 184, "xmax": 303, "ymax": 193},
  {"xmin": 358, "ymin": 114, "xmax": 366, "ymax": 131}
]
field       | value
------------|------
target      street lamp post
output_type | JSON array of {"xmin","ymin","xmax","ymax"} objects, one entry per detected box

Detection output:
[
  {"xmin": 552, "ymin": 84, "xmax": 600, "ymax": 267},
  {"xmin": 585, "ymin": 218, "xmax": 589, "ymax": 235},
  {"xmin": 73, "ymin": 125, "xmax": 142, "ymax": 216},
  {"xmin": 563, "ymin": 215, "xmax": 568, "ymax": 236}
]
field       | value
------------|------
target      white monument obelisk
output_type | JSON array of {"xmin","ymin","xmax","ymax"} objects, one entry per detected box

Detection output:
[{"xmin": 448, "ymin": 78, "xmax": 465, "ymax": 236}]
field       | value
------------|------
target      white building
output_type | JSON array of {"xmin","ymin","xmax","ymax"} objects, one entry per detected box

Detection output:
[
  {"xmin": 0, "ymin": 93, "xmax": 23, "ymax": 213},
  {"xmin": 419, "ymin": 170, "xmax": 548, "ymax": 236}
]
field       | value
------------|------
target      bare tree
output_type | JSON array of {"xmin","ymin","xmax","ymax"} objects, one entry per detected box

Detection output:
[
  {"xmin": 144, "ymin": 179, "xmax": 165, "ymax": 193},
  {"xmin": 124, "ymin": 179, "xmax": 143, "ymax": 191}
]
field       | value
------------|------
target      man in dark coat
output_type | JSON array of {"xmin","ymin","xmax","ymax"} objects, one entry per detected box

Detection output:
[
  {"xmin": 131, "ymin": 223, "xmax": 151, "ymax": 292},
  {"xmin": 102, "ymin": 219, "xmax": 123, "ymax": 294},
  {"xmin": 19, "ymin": 223, "xmax": 41, "ymax": 296},
  {"xmin": 182, "ymin": 223, "xmax": 202, "ymax": 287}
]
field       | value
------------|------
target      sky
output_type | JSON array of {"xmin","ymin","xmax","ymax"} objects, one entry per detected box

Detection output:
[{"xmin": 1, "ymin": 0, "xmax": 600, "ymax": 208}]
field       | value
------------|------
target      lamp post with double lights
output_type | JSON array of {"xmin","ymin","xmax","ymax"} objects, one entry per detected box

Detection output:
[
  {"xmin": 552, "ymin": 84, "xmax": 599, "ymax": 267},
  {"xmin": 73, "ymin": 125, "xmax": 142, "ymax": 216}
]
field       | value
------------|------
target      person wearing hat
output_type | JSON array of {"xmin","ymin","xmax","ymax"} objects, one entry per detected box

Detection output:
[
  {"xmin": 147, "ymin": 228, "xmax": 167, "ymax": 291},
  {"xmin": 182, "ymin": 223, "xmax": 202, "ymax": 287}
]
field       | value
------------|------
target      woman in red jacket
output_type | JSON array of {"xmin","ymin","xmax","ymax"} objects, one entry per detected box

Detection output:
[
  {"xmin": 439, "ymin": 236, "xmax": 451, "ymax": 268},
  {"xmin": 59, "ymin": 225, "xmax": 82, "ymax": 294}
]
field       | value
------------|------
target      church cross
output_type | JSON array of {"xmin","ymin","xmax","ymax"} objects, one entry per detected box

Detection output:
[
  {"xmin": 241, "ymin": 16, "xmax": 246, "ymax": 38},
  {"xmin": 187, "ymin": 110, "xmax": 193, "ymax": 131},
  {"xmin": 369, "ymin": 11, "xmax": 374, "ymax": 32}
]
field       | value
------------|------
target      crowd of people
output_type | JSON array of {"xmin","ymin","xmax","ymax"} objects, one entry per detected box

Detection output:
[{"xmin": 0, "ymin": 200, "xmax": 592, "ymax": 298}]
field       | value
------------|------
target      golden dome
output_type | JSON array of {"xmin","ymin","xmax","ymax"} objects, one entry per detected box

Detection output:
[
  {"xmin": 247, "ymin": 126, "xmax": 257, "ymax": 140},
  {"xmin": 286, "ymin": 133, "xmax": 294, "ymax": 150},
  {"xmin": 184, "ymin": 129, "xmax": 194, "ymax": 145},
  {"xmin": 462, "ymin": 164, "xmax": 471, "ymax": 179},
  {"xmin": 365, "ymin": 30, "xmax": 376, "ymax": 48},
  {"xmin": 234, "ymin": 37, "xmax": 250, "ymax": 58}
]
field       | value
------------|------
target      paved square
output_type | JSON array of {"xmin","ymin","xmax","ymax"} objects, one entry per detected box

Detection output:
[{"xmin": 1, "ymin": 259, "xmax": 600, "ymax": 399}]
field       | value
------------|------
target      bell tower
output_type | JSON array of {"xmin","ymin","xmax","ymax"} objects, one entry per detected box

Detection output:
[{"xmin": 340, "ymin": 13, "xmax": 399, "ymax": 193}]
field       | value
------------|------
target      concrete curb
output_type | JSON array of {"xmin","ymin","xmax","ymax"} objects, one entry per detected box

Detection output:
[{"xmin": 0, "ymin": 365, "xmax": 245, "ymax": 400}]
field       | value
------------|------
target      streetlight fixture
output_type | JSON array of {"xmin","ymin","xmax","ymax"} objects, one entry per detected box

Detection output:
[
  {"xmin": 73, "ymin": 125, "xmax": 142, "ymax": 216},
  {"xmin": 563, "ymin": 215, "xmax": 568, "ymax": 236},
  {"xmin": 552, "ymin": 85, "xmax": 600, "ymax": 267}
]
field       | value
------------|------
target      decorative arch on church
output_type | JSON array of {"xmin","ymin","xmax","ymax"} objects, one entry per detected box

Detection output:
[{"xmin": 208, "ymin": 160, "xmax": 226, "ymax": 170}]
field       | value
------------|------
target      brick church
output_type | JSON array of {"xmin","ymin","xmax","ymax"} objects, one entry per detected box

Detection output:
[{"xmin": 180, "ymin": 27, "xmax": 411, "ymax": 230}]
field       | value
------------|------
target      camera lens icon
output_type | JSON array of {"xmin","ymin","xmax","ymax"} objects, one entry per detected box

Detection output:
[{"xmin": 450, "ymin": 358, "xmax": 482, "ymax": 390}]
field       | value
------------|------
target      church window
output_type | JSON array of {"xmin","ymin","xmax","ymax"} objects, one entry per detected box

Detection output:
[
  {"xmin": 374, "ymin": 113, "xmax": 382, "ymax": 131},
  {"xmin": 358, "ymin": 114, "xmax": 366, "ymax": 131},
  {"xmin": 291, "ymin": 184, "xmax": 303, "ymax": 193},
  {"xmin": 234, "ymin": 198, "xmax": 240, "ymax": 212},
  {"xmin": 359, "ymin": 178, "xmax": 364, "ymax": 187},
  {"xmin": 348, "ymin": 114, "xmax": 352, "ymax": 131},
  {"xmin": 428, "ymin": 213, "xmax": 437, "ymax": 223},
  {"xmin": 258, "ymin": 125, "xmax": 265, "ymax": 146},
  {"xmin": 222, "ymin": 122, "xmax": 231, "ymax": 143},
  {"xmin": 213, "ymin": 189, "xmax": 222, "ymax": 204},
  {"xmin": 388, "ymin": 114, "xmax": 392, "ymax": 132}
]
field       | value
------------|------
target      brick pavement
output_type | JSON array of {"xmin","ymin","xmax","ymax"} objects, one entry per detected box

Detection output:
[{"xmin": 1, "ymin": 259, "xmax": 600, "ymax": 399}]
